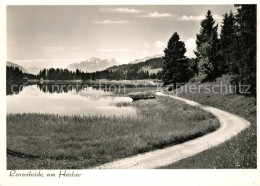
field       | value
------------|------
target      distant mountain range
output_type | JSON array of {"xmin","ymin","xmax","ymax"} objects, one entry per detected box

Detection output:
[
  {"xmin": 6, "ymin": 54, "xmax": 164, "ymax": 76},
  {"xmin": 67, "ymin": 57, "xmax": 120, "ymax": 72},
  {"xmin": 66, "ymin": 55, "xmax": 163, "ymax": 72},
  {"xmin": 25, "ymin": 67, "xmax": 40, "ymax": 75}
]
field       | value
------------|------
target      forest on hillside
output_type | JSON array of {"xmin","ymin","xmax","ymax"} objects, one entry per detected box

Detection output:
[
  {"xmin": 107, "ymin": 57, "xmax": 164, "ymax": 71},
  {"xmin": 162, "ymin": 5, "xmax": 256, "ymax": 96},
  {"xmin": 7, "ymin": 66, "xmax": 37, "ymax": 81}
]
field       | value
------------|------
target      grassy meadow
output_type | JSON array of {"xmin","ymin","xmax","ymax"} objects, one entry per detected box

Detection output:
[
  {"xmin": 161, "ymin": 75, "xmax": 257, "ymax": 168},
  {"xmin": 7, "ymin": 96, "xmax": 219, "ymax": 169}
]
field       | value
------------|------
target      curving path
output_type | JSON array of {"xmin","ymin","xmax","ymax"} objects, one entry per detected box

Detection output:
[{"xmin": 93, "ymin": 93, "xmax": 250, "ymax": 169}]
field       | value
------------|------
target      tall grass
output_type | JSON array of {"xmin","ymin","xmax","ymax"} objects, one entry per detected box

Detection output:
[{"xmin": 7, "ymin": 96, "xmax": 219, "ymax": 169}]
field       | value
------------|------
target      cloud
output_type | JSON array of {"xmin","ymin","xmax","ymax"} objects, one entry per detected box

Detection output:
[
  {"xmin": 181, "ymin": 15, "xmax": 204, "ymax": 21},
  {"xmin": 144, "ymin": 43, "xmax": 149, "ymax": 48},
  {"xmin": 13, "ymin": 59, "xmax": 87, "ymax": 63},
  {"xmin": 94, "ymin": 20, "xmax": 131, "ymax": 24},
  {"xmin": 11, "ymin": 58, "xmax": 87, "ymax": 68},
  {"xmin": 213, "ymin": 14, "xmax": 223, "ymax": 22},
  {"xmin": 69, "ymin": 47, "xmax": 82, "ymax": 50},
  {"xmin": 43, "ymin": 47, "xmax": 90, "ymax": 53},
  {"xmin": 181, "ymin": 14, "xmax": 222, "ymax": 22},
  {"xmin": 101, "ymin": 8, "xmax": 142, "ymax": 14},
  {"xmin": 138, "ymin": 12, "xmax": 172, "ymax": 18},
  {"xmin": 43, "ymin": 47, "xmax": 65, "ymax": 52},
  {"xmin": 99, "ymin": 49, "xmax": 134, "ymax": 52},
  {"xmin": 142, "ymin": 50, "xmax": 149, "ymax": 55},
  {"xmin": 154, "ymin": 41, "xmax": 165, "ymax": 48},
  {"xmin": 185, "ymin": 38, "xmax": 196, "ymax": 58}
]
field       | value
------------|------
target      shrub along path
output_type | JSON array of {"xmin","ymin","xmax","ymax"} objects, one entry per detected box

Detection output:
[{"xmin": 93, "ymin": 93, "xmax": 250, "ymax": 169}]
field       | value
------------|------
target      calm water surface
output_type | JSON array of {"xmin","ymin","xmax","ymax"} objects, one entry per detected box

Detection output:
[{"xmin": 7, "ymin": 85, "xmax": 136, "ymax": 116}]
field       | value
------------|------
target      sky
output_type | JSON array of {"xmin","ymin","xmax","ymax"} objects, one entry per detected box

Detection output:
[{"xmin": 7, "ymin": 5, "xmax": 235, "ymax": 68}]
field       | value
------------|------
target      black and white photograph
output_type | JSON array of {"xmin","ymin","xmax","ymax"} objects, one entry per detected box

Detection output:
[{"xmin": 0, "ymin": 1, "xmax": 259, "ymax": 186}]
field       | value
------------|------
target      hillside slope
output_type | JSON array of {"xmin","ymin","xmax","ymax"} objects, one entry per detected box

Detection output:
[
  {"xmin": 6, "ymin": 61, "xmax": 28, "ymax": 73},
  {"xmin": 129, "ymin": 54, "xmax": 163, "ymax": 64},
  {"xmin": 162, "ymin": 75, "xmax": 256, "ymax": 168},
  {"xmin": 107, "ymin": 57, "xmax": 164, "ymax": 73}
]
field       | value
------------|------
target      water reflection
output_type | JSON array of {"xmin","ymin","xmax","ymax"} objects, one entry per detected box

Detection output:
[
  {"xmin": 37, "ymin": 84, "xmax": 85, "ymax": 93},
  {"xmin": 7, "ymin": 83, "xmax": 122, "ymax": 95},
  {"xmin": 6, "ymin": 82, "xmax": 25, "ymax": 96},
  {"xmin": 6, "ymin": 84, "xmax": 136, "ymax": 117}
]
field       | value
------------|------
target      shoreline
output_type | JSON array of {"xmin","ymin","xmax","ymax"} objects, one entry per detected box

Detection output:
[{"xmin": 27, "ymin": 79, "xmax": 162, "ymax": 87}]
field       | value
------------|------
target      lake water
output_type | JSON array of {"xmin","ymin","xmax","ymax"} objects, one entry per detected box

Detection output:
[{"xmin": 6, "ymin": 84, "xmax": 136, "ymax": 116}]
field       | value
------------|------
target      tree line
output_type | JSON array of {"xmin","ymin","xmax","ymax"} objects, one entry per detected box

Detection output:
[
  {"xmin": 7, "ymin": 66, "xmax": 36, "ymax": 81},
  {"xmin": 7, "ymin": 66, "xmax": 24, "ymax": 80},
  {"xmin": 6, "ymin": 66, "xmax": 37, "ymax": 95},
  {"xmin": 37, "ymin": 57, "xmax": 166, "ymax": 80},
  {"xmin": 162, "ymin": 5, "xmax": 256, "ymax": 96},
  {"xmin": 37, "ymin": 67, "xmax": 160, "ymax": 80},
  {"xmin": 36, "ymin": 56, "xmax": 199, "ymax": 81}
]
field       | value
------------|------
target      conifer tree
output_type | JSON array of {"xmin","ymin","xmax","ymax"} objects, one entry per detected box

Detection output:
[
  {"xmin": 219, "ymin": 11, "xmax": 236, "ymax": 74},
  {"xmin": 162, "ymin": 32, "xmax": 190, "ymax": 87},
  {"xmin": 233, "ymin": 5, "xmax": 256, "ymax": 96},
  {"xmin": 195, "ymin": 10, "xmax": 220, "ymax": 81}
]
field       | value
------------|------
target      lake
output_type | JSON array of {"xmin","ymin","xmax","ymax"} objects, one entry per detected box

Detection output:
[{"xmin": 6, "ymin": 84, "xmax": 136, "ymax": 116}]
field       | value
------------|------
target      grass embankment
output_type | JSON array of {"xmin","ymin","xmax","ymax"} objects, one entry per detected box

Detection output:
[
  {"xmin": 161, "ymin": 75, "xmax": 256, "ymax": 169},
  {"xmin": 7, "ymin": 96, "xmax": 219, "ymax": 169}
]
